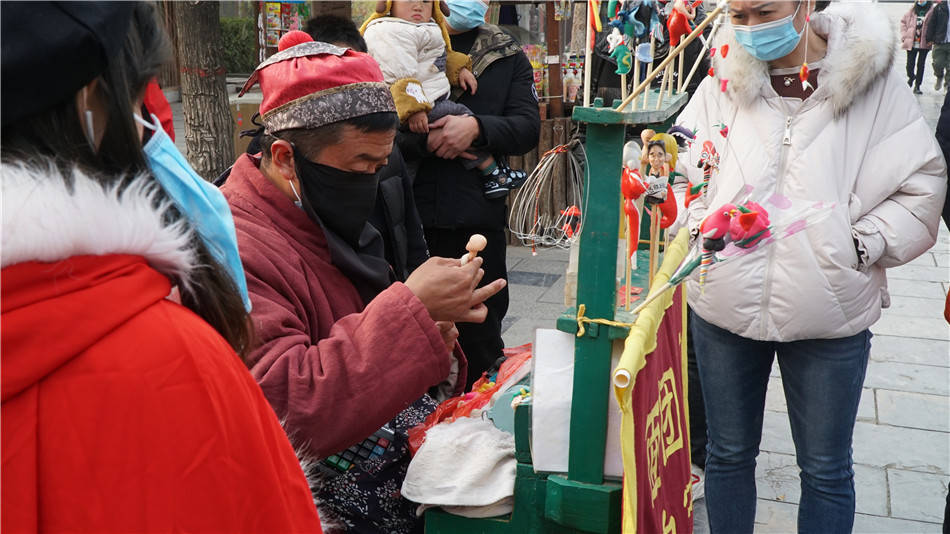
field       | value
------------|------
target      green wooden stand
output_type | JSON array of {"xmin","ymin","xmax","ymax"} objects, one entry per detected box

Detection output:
[{"xmin": 424, "ymin": 90, "xmax": 687, "ymax": 533}]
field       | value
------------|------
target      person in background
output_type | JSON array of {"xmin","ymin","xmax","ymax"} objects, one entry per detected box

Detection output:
[
  {"xmin": 306, "ymin": 14, "xmax": 369, "ymax": 52},
  {"xmin": 676, "ymin": 1, "xmax": 946, "ymax": 532},
  {"xmin": 1, "ymin": 3, "xmax": 323, "ymax": 532},
  {"xmin": 399, "ymin": 0, "xmax": 540, "ymax": 386},
  {"xmin": 222, "ymin": 31, "xmax": 505, "ymax": 532},
  {"xmin": 902, "ymin": 0, "xmax": 935, "ymax": 94},
  {"xmin": 926, "ymin": 0, "xmax": 950, "ymax": 90},
  {"xmin": 361, "ymin": 0, "xmax": 527, "ymax": 199}
]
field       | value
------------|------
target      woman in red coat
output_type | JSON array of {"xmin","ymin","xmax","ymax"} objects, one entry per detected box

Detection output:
[{"xmin": 0, "ymin": 3, "xmax": 322, "ymax": 532}]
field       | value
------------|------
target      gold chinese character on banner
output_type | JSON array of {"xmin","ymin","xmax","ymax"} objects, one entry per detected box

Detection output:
[
  {"xmin": 662, "ymin": 510, "xmax": 676, "ymax": 534},
  {"xmin": 658, "ymin": 368, "xmax": 683, "ymax": 463},
  {"xmin": 644, "ymin": 366, "xmax": 685, "ymax": 504}
]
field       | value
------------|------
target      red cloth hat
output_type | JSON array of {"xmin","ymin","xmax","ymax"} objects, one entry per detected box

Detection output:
[{"xmin": 240, "ymin": 32, "xmax": 395, "ymax": 134}]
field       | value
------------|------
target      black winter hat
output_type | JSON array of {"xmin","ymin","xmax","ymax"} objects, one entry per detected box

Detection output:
[{"xmin": 1, "ymin": 2, "xmax": 135, "ymax": 127}]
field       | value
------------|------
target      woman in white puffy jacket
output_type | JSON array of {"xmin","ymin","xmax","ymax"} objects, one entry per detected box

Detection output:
[{"xmin": 674, "ymin": 1, "xmax": 946, "ymax": 533}]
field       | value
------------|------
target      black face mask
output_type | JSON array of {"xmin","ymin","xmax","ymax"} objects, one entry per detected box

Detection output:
[{"xmin": 293, "ymin": 149, "xmax": 379, "ymax": 246}]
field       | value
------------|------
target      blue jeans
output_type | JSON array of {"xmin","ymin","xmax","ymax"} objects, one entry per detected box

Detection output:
[{"xmin": 690, "ymin": 312, "xmax": 871, "ymax": 534}]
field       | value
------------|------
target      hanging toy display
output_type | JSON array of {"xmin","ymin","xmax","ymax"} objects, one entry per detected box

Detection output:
[
  {"xmin": 607, "ymin": 27, "xmax": 633, "ymax": 75},
  {"xmin": 685, "ymin": 140, "xmax": 719, "ymax": 207}
]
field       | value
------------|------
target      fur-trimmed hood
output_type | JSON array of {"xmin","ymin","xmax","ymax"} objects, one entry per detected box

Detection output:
[
  {"xmin": 1, "ymin": 161, "xmax": 197, "ymax": 284},
  {"xmin": 711, "ymin": 3, "xmax": 897, "ymax": 118}
]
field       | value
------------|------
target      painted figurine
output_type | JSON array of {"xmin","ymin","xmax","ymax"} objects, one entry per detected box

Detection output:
[
  {"xmin": 686, "ymin": 140, "xmax": 719, "ymax": 207},
  {"xmin": 667, "ymin": 0, "xmax": 700, "ymax": 48}
]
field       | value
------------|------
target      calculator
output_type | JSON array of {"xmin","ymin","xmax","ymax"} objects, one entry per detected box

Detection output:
[{"xmin": 321, "ymin": 424, "xmax": 396, "ymax": 474}]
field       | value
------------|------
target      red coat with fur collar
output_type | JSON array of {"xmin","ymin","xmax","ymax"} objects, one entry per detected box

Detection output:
[{"xmin": 1, "ymin": 164, "xmax": 322, "ymax": 533}]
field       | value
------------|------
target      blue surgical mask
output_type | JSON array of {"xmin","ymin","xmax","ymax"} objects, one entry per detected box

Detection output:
[
  {"xmin": 445, "ymin": 0, "xmax": 487, "ymax": 31},
  {"xmin": 732, "ymin": 1, "xmax": 804, "ymax": 62},
  {"xmin": 135, "ymin": 113, "xmax": 252, "ymax": 312}
]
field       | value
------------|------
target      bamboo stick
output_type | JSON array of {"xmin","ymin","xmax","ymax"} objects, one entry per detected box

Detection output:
[
  {"xmin": 616, "ymin": 2, "xmax": 727, "ymax": 112},
  {"xmin": 681, "ymin": 16, "xmax": 723, "ymax": 92},
  {"xmin": 677, "ymin": 52, "xmax": 684, "ymax": 93},
  {"xmin": 641, "ymin": 33, "xmax": 656, "ymax": 110},
  {"xmin": 583, "ymin": 2, "xmax": 593, "ymax": 107}
]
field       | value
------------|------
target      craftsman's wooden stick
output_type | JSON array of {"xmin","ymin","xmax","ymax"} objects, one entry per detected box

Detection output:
[
  {"xmin": 621, "ymin": 73, "xmax": 628, "ymax": 100},
  {"xmin": 656, "ymin": 64, "xmax": 672, "ymax": 110},
  {"xmin": 617, "ymin": 2, "xmax": 727, "ymax": 112}
]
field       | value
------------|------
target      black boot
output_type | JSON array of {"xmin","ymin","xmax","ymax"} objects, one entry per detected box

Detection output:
[{"xmin": 914, "ymin": 84, "xmax": 924, "ymax": 94}]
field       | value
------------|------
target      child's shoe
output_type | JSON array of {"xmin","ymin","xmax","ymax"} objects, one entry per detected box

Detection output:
[{"xmin": 483, "ymin": 178, "xmax": 509, "ymax": 199}]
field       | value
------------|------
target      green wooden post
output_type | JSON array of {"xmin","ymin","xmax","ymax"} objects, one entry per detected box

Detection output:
[{"xmin": 567, "ymin": 103, "xmax": 624, "ymax": 485}]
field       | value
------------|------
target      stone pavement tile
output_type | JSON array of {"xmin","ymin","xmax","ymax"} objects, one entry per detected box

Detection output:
[
  {"xmin": 510, "ymin": 258, "xmax": 570, "ymax": 276},
  {"xmin": 501, "ymin": 317, "xmax": 558, "ymax": 348},
  {"xmin": 753, "ymin": 451, "xmax": 888, "ymax": 517},
  {"xmin": 862, "ymin": 361, "xmax": 950, "ymax": 397},
  {"xmin": 870, "ymin": 335, "xmax": 950, "ymax": 367},
  {"xmin": 934, "ymin": 253, "xmax": 949, "ymax": 268},
  {"xmin": 887, "ymin": 279, "xmax": 947, "ymax": 299},
  {"xmin": 506, "ymin": 257, "xmax": 523, "ymax": 271},
  {"xmin": 506, "ymin": 293, "xmax": 564, "ymax": 321},
  {"xmin": 753, "ymin": 499, "xmax": 797, "ymax": 533},
  {"xmin": 760, "ymin": 410, "xmax": 795, "ymax": 456},
  {"xmin": 765, "ymin": 378, "xmax": 875, "ymax": 423},
  {"xmin": 886, "ymin": 264, "xmax": 950, "ymax": 283},
  {"xmin": 876, "ymin": 389, "xmax": 950, "ymax": 433},
  {"xmin": 870, "ymin": 314, "xmax": 949, "ymax": 341},
  {"xmin": 507, "ymin": 271, "xmax": 561, "ymax": 288},
  {"xmin": 908, "ymin": 253, "xmax": 938, "ymax": 267},
  {"xmin": 888, "ymin": 469, "xmax": 950, "ymax": 524},
  {"xmin": 852, "ymin": 421, "xmax": 949, "ymax": 476},
  {"xmin": 882, "ymin": 296, "xmax": 949, "ymax": 319},
  {"xmin": 851, "ymin": 512, "xmax": 943, "ymax": 534},
  {"xmin": 537, "ymin": 275, "xmax": 567, "ymax": 305}
]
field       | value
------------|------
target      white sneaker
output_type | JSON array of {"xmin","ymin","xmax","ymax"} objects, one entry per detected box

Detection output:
[{"xmin": 691, "ymin": 464, "xmax": 705, "ymax": 502}]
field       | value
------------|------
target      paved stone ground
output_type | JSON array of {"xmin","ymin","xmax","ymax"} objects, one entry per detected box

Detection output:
[{"xmin": 502, "ymin": 5, "xmax": 950, "ymax": 532}]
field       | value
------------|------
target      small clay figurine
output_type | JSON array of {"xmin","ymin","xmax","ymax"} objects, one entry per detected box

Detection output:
[
  {"xmin": 607, "ymin": 27, "xmax": 633, "ymax": 75},
  {"xmin": 460, "ymin": 234, "xmax": 487, "ymax": 265},
  {"xmin": 667, "ymin": 0, "xmax": 700, "ymax": 48},
  {"xmin": 686, "ymin": 140, "xmax": 719, "ymax": 207},
  {"xmin": 644, "ymin": 140, "xmax": 671, "ymax": 203}
]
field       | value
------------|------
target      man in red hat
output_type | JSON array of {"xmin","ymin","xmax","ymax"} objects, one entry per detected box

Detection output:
[{"xmin": 221, "ymin": 35, "xmax": 506, "ymax": 532}]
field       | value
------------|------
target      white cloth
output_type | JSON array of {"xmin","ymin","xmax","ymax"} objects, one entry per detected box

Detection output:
[
  {"xmin": 364, "ymin": 17, "xmax": 451, "ymax": 103},
  {"xmin": 401, "ymin": 417, "xmax": 515, "ymax": 516},
  {"xmin": 674, "ymin": 4, "xmax": 947, "ymax": 341}
]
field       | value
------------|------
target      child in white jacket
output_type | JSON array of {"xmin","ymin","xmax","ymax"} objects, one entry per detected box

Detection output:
[{"xmin": 362, "ymin": 0, "xmax": 525, "ymax": 199}]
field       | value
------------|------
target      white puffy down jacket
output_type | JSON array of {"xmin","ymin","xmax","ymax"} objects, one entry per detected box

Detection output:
[
  {"xmin": 675, "ymin": 4, "xmax": 947, "ymax": 341},
  {"xmin": 364, "ymin": 17, "xmax": 451, "ymax": 103}
]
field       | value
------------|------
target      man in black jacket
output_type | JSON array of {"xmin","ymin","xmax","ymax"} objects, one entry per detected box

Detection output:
[
  {"xmin": 927, "ymin": 0, "xmax": 950, "ymax": 90},
  {"xmin": 399, "ymin": 4, "xmax": 540, "ymax": 386}
]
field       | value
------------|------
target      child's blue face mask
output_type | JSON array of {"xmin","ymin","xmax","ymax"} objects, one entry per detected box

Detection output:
[
  {"xmin": 134, "ymin": 113, "xmax": 252, "ymax": 312},
  {"xmin": 732, "ymin": 1, "xmax": 804, "ymax": 62},
  {"xmin": 445, "ymin": 0, "xmax": 487, "ymax": 31}
]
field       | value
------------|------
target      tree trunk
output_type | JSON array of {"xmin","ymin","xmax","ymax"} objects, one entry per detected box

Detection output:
[
  {"xmin": 174, "ymin": 1, "xmax": 234, "ymax": 181},
  {"xmin": 311, "ymin": 1, "xmax": 350, "ymax": 18}
]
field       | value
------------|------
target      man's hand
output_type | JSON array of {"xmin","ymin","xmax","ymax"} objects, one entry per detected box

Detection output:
[
  {"xmin": 408, "ymin": 111, "xmax": 429, "ymax": 133},
  {"xmin": 426, "ymin": 115, "xmax": 480, "ymax": 160},
  {"xmin": 435, "ymin": 321, "xmax": 459, "ymax": 352},
  {"xmin": 458, "ymin": 68, "xmax": 478, "ymax": 95},
  {"xmin": 404, "ymin": 256, "xmax": 507, "ymax": 323}
]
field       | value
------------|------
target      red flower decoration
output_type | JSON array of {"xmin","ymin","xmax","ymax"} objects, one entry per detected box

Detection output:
[
  {"xmin": 720, "ymin": 78, "xmax": 729, "ymax": 92},
  {"xmin": 720, "ymin": 44, "xmax": 729, "ymax": 58},
  {"xmin": 708, "ymin": 67, "xmax": 715, "ymax": 77}
]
